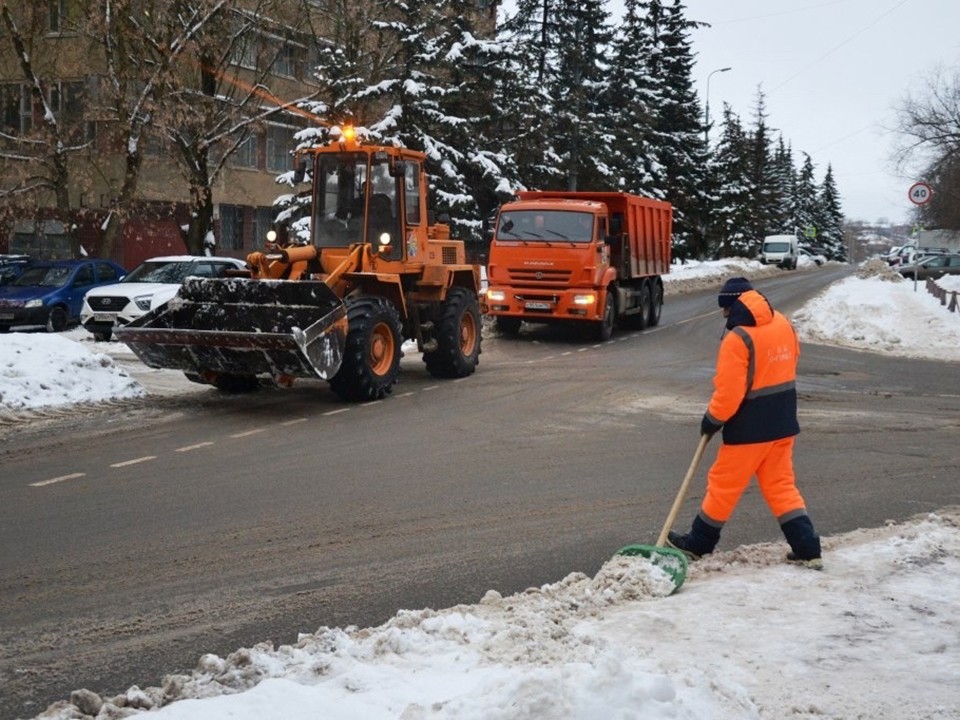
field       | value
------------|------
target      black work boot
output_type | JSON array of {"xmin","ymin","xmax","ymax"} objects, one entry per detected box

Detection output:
[
  {"xmin": 666, "ymin": 515, "xmax": 721, "ymax": 561},
  {"xmin": 781, "ymin": 514, "xmax": 823, "ymax": 570}
]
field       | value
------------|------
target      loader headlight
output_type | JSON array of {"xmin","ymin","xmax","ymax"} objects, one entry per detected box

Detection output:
[
  {"xmin": 486, "ymin": 289, "xmax": 506, "ymax": 302},
  {"xmin": 266, "ymin": 230, "xmax": 277, "ymax": 242},
  {"xmin": 379, "ymin": 232, "xmax": 391, "ymax": 245},
  {"xmin": 573, "ymin": 294, "xmax": 596, "ymax": 306}
]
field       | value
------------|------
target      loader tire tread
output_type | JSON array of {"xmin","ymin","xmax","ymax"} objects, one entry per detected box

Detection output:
[
  {"xmin": 424, "ymin": 287, "xmax": 482, "ymax": 379},
  {"xmin": 329, "ymin": 296, "xmax": 402, "ymax": 402}
]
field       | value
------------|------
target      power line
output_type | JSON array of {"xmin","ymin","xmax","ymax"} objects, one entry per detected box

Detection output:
[{"xmin": 769, "ymin": 0, "xmax": 913, "ymax": 95}]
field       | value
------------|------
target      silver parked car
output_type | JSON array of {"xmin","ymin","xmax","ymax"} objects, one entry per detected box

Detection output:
[{"xmin": 897, "ymin": 253, "xmax": 960, "ymax": 281}]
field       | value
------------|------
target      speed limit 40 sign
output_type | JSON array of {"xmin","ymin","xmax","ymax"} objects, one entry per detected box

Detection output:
[{"xmin": 908, "ymin": 182, "xmax": 933, "ymax": 205}]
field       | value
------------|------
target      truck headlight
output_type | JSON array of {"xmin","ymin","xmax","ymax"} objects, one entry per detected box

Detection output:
[
  {"xmin": 25, "ymin": 298, "xmax": 43, "ymax": 308},
  {"xmin": 134, "ymin": 294, "xmax": 154, "ymax": 311},
  {"xmin": 573, "ymin": 294, "xmax": 596, "ymax": 305},
  {"xmin": 486, "ymin": 289, "xmax": 506, "ymax": 302}
]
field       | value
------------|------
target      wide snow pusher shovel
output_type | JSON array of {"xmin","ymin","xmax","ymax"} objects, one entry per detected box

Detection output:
[
  {"xmin": 615, "ymin": 433, "xmax": 711, "ymax": 593},
  {"xmin": 114, "ymin": 277, "xmax": 349, "ymax": 386}
]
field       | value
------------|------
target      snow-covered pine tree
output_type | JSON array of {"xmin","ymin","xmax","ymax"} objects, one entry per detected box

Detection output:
[
  {"xmin": 793, "ymin": 152, "xmax": 819, "ymax": 242},
  {"xmin": 607, "ymin": 0, "xmax": 664, "ymax": 198},
  {"xmin": 818, "ymin": 163, "xmax": 846, "ymax": 260},
  {"xmin": 644, "ymin": 0, "xmax": 707, "ymax": 259},
  {"xmin": 706, "ymin": 104, "xmax": 754, "ymax": 258}
]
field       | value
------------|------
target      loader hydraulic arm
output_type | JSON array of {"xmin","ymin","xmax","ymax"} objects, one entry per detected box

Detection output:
[{"xmin": 247, "ymin": 245, "xmax": 319, "ymax": 280}]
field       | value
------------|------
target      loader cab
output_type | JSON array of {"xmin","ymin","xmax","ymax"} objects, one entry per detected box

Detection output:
[{"xmin": 311, "ymin": 149, "xmax": 408, "ymax": 260}]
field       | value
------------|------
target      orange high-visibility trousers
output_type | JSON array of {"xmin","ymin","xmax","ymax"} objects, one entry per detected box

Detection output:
[{"xmin": 701, "ymin": 436, "xmax": 807, "ymax": 523}]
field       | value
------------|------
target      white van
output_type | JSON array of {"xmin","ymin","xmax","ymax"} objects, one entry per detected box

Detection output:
[{"xmin": 759, "ymin": 235, "xmax": 799, "ymax": 270}]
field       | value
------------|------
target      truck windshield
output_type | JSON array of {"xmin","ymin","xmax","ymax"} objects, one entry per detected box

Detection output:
[
  {"xmin": 312, "ymin": 152, "xmax": 401, "ymax": 252},
  {"xmin": 497, "ymin": 210, "xmax": 594, "ymax": 243}
]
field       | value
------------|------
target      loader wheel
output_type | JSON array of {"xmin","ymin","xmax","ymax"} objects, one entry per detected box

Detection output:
[
  {"xmin": 329, "ymin": 296, "xmax": 402, "ymax": 402},
  {"xmin": 424, "ymin": 287, "xmax": 482, "ymax": 378}
]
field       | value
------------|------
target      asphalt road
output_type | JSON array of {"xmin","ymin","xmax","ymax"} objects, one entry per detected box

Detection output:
[{"xmin": 2, "ymin": 265, "xmax": 959, "ymax": 719}]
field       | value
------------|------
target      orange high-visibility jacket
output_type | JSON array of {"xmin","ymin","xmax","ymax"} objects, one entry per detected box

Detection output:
[{"xmin": 705, "ymin": 289, "xmax": 800, "ymax": 445}]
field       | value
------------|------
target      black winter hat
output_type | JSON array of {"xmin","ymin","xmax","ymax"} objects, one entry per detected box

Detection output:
[{"xmin": 718, "ymin": 277, "xmax": 753, "ymax": 308}]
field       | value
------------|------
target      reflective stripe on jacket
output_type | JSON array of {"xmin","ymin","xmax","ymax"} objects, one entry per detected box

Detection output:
[{"xmin": 706, "ymin": 289, "xmax": 800, "ymax": 445}]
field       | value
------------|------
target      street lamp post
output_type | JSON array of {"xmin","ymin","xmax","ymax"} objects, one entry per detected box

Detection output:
[{"xmin": 704, "ymin": 66, "xmax": 731, "ymax": 145}]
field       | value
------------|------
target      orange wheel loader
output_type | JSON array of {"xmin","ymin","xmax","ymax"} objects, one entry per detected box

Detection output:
[{"xmin": 114, "ymin": 127, "xmax": 482, "ymax": 402}]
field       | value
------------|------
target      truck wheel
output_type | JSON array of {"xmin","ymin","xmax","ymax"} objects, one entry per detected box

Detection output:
[
  {"xmin": 621, "ymin": 283, "xmax": 650, "ymax": 331},
  {"xmin": 424, "ymin": 287, "xmax": 482, "ymax": 378},
  {"xmin": 648, "ymin": 281, "xmax": 663, "ymax": 327},
  {"xmin": 330, "ymin": 296, "xmax": 402, "ymax": 401},
  {"xmin": 596, "ymin": 289, "xmax": 615, "ymax": 341},
  {"xmin": 496, "ymin": 317, "xmax": 521, "ymax": 336},
  {"xmin": 46, "ymin": 306, "xmax": 68, "ymax": 333}
]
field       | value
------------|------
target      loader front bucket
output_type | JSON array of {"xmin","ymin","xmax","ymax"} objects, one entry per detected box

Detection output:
[{"xmin": 114, "ymin": 277, "xmax": 348, "ymax": 381}]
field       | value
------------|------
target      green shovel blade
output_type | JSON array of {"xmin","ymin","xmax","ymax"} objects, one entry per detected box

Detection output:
[{"xmin": 615, "ymin": 544, "xmax": 689, "ymax": 593}]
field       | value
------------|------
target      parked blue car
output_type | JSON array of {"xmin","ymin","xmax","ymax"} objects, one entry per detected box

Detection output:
[{"xmin": 0, "ymin": 258, "xmax": 127, "ymax": 333}]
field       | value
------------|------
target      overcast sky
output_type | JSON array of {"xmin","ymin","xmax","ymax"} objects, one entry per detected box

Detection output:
[{"xmin": 666, "ymin": 0, "xmax": 960, "ymax": 226}]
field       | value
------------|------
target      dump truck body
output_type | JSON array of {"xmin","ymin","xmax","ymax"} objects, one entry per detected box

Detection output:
[
  {"xmin": 483, "ymin": 191, "xmax": 672, "ymax": 340},
  {"xmin": 115, "ymin": 128, "xmax": 482, "ymax": 401}
]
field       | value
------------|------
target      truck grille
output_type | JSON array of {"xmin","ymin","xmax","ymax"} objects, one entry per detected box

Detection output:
[
  {"xmin": 442, "ymin": 246, "xmax": 458, "ymax": 264},
  {"xmin": 508, "ymin": 268, "xmax": 571, "ymax": 284}
]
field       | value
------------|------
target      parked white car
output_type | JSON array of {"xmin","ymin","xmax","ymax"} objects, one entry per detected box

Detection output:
[{"xmin": 81, "ymin": 255, "xmax": 247, "ymax": 340}]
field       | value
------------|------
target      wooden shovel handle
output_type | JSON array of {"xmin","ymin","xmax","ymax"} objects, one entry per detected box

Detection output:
[{"xmin": 655, "ymin": 434, "xmax": 711, "ymax": 547}]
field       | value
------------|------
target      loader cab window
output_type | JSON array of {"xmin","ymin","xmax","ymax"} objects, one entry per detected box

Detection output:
[
  {"xmin": 367, "ymin": 157, "xmax": 402, "ymax": 259},
  {"xmin": 404, "ymin": 162, "xmax": 421, "ymax": 225},
  {"xmin": 314, "ymin": 153, "xmax": 367, "ymax": 247}
]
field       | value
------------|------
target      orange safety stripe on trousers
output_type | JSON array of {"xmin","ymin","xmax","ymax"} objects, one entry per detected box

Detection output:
[{"xmin": 701, "ymin": 436, "xmax": 807, "ymax": 523}]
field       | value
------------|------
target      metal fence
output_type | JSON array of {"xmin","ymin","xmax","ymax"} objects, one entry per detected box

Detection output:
[{"xmin": 926, "ymin": 277, "xmax": 960, "ymax": 313}]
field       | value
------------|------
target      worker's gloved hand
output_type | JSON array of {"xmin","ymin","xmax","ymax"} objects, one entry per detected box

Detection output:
[{"xmin": 701, "ymin": 414, "xmax": 723, "ymax": 439}]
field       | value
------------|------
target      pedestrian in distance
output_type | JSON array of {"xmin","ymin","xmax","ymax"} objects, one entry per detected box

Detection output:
[{"xmin": 667, "ymin": 277, "xmax": 823, "ymax": 570}]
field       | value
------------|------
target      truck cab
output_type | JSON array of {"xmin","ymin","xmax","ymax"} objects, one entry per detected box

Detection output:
[{"xmin": 484, "ymin": 191, "xmax": 672, "ymax": 340}]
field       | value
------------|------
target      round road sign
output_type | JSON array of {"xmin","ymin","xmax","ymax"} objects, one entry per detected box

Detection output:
[{"xmin": 908, "ymin": 182, "xmax": 933, "ymax": 205}]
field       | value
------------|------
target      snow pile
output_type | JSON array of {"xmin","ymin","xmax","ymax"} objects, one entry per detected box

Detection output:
[
  {"xmin": 792, "ymin": 272, "xmax": 960, "ymax": 360},
  {"xmin": 0, "ymin": 333, "xmax": 143, "ymax": 411},
  {"xmin": 31, "ymin": 510, "xmax": 960, "ymax": 720}
]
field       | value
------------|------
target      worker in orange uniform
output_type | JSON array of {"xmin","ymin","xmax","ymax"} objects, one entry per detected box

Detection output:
[{"xmin": 668, "ymin": 277, "xmax": 823, "ymax": 569}]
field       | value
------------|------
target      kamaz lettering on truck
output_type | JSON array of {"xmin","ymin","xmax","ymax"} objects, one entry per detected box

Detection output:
[{"xmin": 483, "ymin": 191, "xmax": 672, "ymax": 341}]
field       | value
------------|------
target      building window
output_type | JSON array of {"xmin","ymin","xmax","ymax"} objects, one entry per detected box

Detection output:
[
  {"xmin": 229, "ymin": 133, "xmax": 258, "ymax": 168},
  {"xmin": 219, "ymin": 205, "xmax": 245, "ymax": 250},
  {"xmin": 230, "ymin": 29, "xmax": 258, "ymax": 70},
  {"xmin": 48, "ymin": 0, "xmax": 66, "ymax": 33},
  {"xmin": 254, "ymin": 207, "xmax": 274, "ymax": 245},
  {"xmin": 1, "ymin": 85, "xmax": 30, "ymax": 135},
  {"xmin": 266, "ymin": 125, "xmax": 295, "ymax": 172}
]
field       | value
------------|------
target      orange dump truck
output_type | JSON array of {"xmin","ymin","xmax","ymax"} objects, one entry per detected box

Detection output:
[{"xmin": 483, "ymin": 191, "xmax": 672, "ymax": 340}]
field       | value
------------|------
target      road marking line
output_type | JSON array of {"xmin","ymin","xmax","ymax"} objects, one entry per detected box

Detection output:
[
  {"xmin": 30, "ymin": 473, "xmax": 86, "ymax": 487},
  {"xmin": 230, "ymin": 428, "xmax": 267, "ymax": 438},
  {"xmin": 280, "ymin": 418, "xmax": 308, "ymax": 426},
  {"xmin": 323, "ymin": 408, "xmax": 350, "ymax": 416},
  {"xmin": 111, "ymin": 456, "xmax": 157, "ymax": 468},
  {"xmin": 578, "ymin": 347, "xmax": 589, "ymax": 352},
  {"xmin": 175, "ymin": 441, "xmax": 215, "ymax": 452},
  {"xmin": 423, "ymin": 385, "xmax": 440, "ymax": 391},
  {"xmin": 396, "ymin": 392, "xmax": 415, "ymax": 398}
]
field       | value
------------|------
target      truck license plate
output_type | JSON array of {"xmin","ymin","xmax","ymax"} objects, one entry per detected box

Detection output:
[
  {"xmin": 525, "ymin": 302, "xmax": 551, "ymax": 310},
  {"xmin": 93, "ymin": 313, "xmax": 117, "ymax": 322}
]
